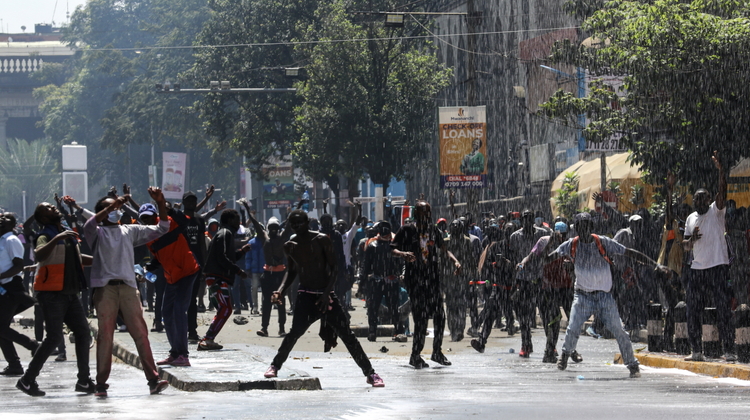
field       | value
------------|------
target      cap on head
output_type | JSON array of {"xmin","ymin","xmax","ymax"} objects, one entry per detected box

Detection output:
[
  {"xmin": 182, "ymin": 191, "xmax": 197, "ymax": 200},
  {"xmin": 138, "ymin": 203, "xmax": 157, "ymax": 218},
  {"xmin": 628, "ymin": 214, "xmax": 643, "ymax": 223},
  {"xmin": 574, "ymin": 212, "xmax": 592, "ymax": 224},
  {"xmin": 267, "ymin": 217, "xmax": 281, "ymax": 230},
  {"xmin": 554, "ymin": 222, "xmax": 568, "ymax": 233}
]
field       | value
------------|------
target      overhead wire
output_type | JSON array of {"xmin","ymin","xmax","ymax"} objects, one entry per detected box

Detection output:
[{"xmin": 76, "ymin": 25, "xmax": 582, "ymax": 52}]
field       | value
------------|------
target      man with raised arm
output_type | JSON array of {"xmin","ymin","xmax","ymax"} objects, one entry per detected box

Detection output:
[
  {"xmin": 83, "ymin": 187, "xmax": 170, "ymax": 397},
  {"xmin": 16, "ymin": 202, "xmax": 95, "ymax": 397},
  {"xmin": 547, "ymin": 212, "xmax": 669, "ymax": 378},
  {"xmin": 682, "ymin": 151, "xmax": 737, "ymax": 362},
  {"xmin": 263, "ymin": 210, "xmax": 384, "ymax": 387}
]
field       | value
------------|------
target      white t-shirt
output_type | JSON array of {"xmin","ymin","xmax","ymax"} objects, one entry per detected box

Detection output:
[
  {"xmin": 555, "ymin": 235, "xmax": 626, "ymax": 292},
  {"xmin": 684, "ymin": 202, "xmax": 728, "ymax": 270},
  {"xmin": 0, "ymin": 231, "xmax": 24, "ymax": 284}
]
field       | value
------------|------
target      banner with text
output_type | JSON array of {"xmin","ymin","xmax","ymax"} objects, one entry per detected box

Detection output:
[
  {"xmin": 262, "ymin": 155, "xmax": 295, "ymax": 209},
  {"xmin": 439, "ymin": 106, "xmax": 487, "ymax": 188},
  {"xmin": 162, "ymin": 152, "xmax": 187, "ymax": 200}
]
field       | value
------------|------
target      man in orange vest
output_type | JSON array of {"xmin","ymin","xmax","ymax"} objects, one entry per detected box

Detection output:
[
  {"xmin": 139, "ymin": 203, "xmax": 201, "ymax": 367},
  {"xmin": 16, "ymin": 203, "xmax": 95, "ymax": 397}
]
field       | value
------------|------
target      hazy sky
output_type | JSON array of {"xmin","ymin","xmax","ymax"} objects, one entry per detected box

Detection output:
[{"xmin": 0, "ymin": 0, "xmax": 87, "ymax": 33}]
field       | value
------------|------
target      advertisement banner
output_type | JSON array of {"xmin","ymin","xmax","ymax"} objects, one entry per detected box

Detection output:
[
  {"xmin": 162, "ymin": 152, "xmax": 187, "ymax": 200},
  {"xmin": 439, "ymin": 106, "xmax": 487, "ymax": 188},
  {"xmin": 262, "ymin": 155, "xmax": 295, "ymax": 209}
]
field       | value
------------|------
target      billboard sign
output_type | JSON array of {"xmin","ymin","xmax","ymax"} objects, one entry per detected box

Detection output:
[
  {"xmin": 262, "ymin": 155, "xmax": 295, "ymax": 209},
  {"xmin": 162, "ymin": 152, "xmax": 187, "ymax": 200},
  {"xmin": 439, "ymin": 106, "xmax": 487, "ymax": 188}
]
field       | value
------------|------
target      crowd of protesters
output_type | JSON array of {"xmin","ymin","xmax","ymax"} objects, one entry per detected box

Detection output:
[{"xmin": 1, "ymin": 150, "xmax": 748, "ymax": 397}]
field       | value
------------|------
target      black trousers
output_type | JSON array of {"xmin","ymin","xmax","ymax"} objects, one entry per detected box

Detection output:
[
  {"xmin": 538, "ymin": 287, "xmax": 573, "ymax": 354},
  {"xmin": 260, "ymin": 271, "xmax": 286, "ymax": 330},
  {"xmin": 514, "ymin": 282, "xmax": 538, "ymax": 353},
  {"xmin": 188, "ymin": 273, "xmax": 202, "ymax": 337},
  {"xmin": 686, "ymin": 265, "xmax": 734, "ymax": 353},
  {"xmin": 24, "ymin": 292, "xmax": 91, "ymax": 382},
  {"xmin": 366, "ymin": 278, "xmax": 403, "ymax": 336},
  {"xmin": 404, "ymin": 277, "xmax": 445, "ymax": 357},
  {"xmin": 477, "ymin": 285, "xmax": 516, "ymax": 345},
  {"xmin": 272, "ymin": 292, "xmax": 374, "ymax": 376},
  {"xmin": 0, "ymin": 277, "xmax": 38, "ymax": 369}
]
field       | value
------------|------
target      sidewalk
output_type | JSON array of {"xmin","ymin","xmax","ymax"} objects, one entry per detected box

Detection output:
[{"xmin": 614, "ymin": 351, "xmax": 750, "ymax": 380}]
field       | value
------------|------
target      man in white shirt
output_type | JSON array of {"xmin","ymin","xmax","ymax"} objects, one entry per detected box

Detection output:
[
  {"xmin": 0, "ymin": 213, "xmax": 39, "ymax": 377},
  {"xmin": 683, "ymin": 151, "xmax": 736, "ymax": 362}
]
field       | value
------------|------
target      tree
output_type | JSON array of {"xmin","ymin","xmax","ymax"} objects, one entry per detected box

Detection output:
[
  {"xmin": 555, "ymin": 171, "xmax": 580, "ymax": 219},
  {"xmin": 192, "ymin": 0, "xmax": 319, "ymax": 171},
  {"xmin": 541, "ymin": 0, "xmax": 750, "ymax": 191},
  {"xmin": 293, "ymin": 0, "xmax": 452, "ymax": 197},
  {"xmin": 33, "ymin": 0, "xmax": 239, "ymax": 202},
  {"xmin": 0, "ymin": 138, "xmax": 59, "ymax": 214}
]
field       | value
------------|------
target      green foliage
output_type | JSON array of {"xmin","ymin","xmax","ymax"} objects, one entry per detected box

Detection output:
[
  {"xmin": 293, "ymin": 0, "xmax": 452, "ymax": 188},
  {"xmin": 33, "ymin": 0, "xmax": 239, "ymax": 200},
  {"xmin": 556, "ymin": 171, "xmax": 581, "ymax": 218},
  {"xmin": 0, "ymin": 139, "xmax": 60, "ymax": 214},
  {"xmin": 608, "ymin": 180, "xmax": 623, "ymax": 201},
  {"xmin": 543, "ymin": 0, "xmax": 750, "ymax": 191},
  {"xmin": 630, "ymin": 183, "xmax": 645, "ymax": 207}
]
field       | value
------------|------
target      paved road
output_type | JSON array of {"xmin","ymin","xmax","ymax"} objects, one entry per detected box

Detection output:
[{"xmin": 2, "ymin": 332, "xmax": 749, "ymax": 420}]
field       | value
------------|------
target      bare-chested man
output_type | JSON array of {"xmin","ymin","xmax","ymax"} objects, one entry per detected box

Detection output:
[{"xmin": 263, "ymin": 210, "xmax": 384, "ymax": 387}]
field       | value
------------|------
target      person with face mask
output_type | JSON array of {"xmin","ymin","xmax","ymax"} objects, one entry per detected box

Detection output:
[
  {"xmin": 682, "ymin": 151, "xmax": 737, "ymax": 362},
  {"xmin": 83, "ymin": 188, "xmax": 171, "ymax": 397},
  {"xmin": 245, "ymin": 211, "xmax": 293, "ymax": 337},
  {"xmin": 264, "ymin": 210, "xmax": 385, "ymax": 387},
  {"xmin": 363, "ymin": 221, "xmax": 404, "ymax": 342}
]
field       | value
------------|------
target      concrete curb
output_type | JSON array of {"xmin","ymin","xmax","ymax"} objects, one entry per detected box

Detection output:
[
  {"xmin": 89, "ymin": 322, "xmax": 322, "ymax": 391},
  {"xmin": 614, "ymin": 352, "xmax": 750, "ymax": 380}
]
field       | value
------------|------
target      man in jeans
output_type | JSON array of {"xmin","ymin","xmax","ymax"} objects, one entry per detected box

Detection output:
[
  {"xmin": 84, "ymin": 187, "xmax": 170, "ymax": 397},
  {"xmin": 548, "ymin": 212, "xmax": 667, "ymax": 378},
  {"xmin": 0, "ymin": 213, "xmax": 39, "ymax": 378},
  {"xmin": 683, "ymin": 151, "xmax": 737, "ymax": 362},
  {"xmin": 140, "ymin": 203, "xmax": 200, "ymax": 367},
  {"xmin": 16, "ymin": 203, "xmax": 95, "ymax": 397}
]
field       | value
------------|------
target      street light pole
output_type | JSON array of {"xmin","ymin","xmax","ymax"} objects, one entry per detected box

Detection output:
[{"xmin": 466, "ymin": 0, "xmax": 480, "ymax": 217}]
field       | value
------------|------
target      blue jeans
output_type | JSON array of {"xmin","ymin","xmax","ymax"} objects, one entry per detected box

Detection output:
[
  {"xmin": 562, "ymin": 289, "xmax": 637, "ymax": 367},
  {"xmin": 162, "ymin": 272, "xmax": 198, "ymax": 357}
]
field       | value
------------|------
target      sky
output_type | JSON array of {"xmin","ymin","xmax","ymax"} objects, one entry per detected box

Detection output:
[{"xmin": 0, "ymin": 0, "xmax": 87, "ymax": 34}]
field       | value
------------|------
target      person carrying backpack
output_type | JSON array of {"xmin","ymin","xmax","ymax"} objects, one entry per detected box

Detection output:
[{"xmin": 545, "ymin": 212, "xmax": 670, "ymax": 378}]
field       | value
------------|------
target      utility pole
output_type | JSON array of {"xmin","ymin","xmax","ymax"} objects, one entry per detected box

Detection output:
[{"xmin": 465, "ymin": 0, "xmax": 480, "ymax": 217}]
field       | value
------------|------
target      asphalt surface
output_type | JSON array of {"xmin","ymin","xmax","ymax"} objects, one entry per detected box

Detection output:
[{"xmin": 2, "ymin": 297, "xmax": 750, "ymax": 419}]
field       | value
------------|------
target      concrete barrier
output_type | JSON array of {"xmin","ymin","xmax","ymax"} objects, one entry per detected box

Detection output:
[
  {"xmin": 646, "ymin": 303, "xmax": 663, "ymax": 352},
  {"xmin": 702, "ymin": 307, "xmax": 722, "ymax": 358},
  {"xmin": 735, "ymin": 304, "xmax": 750, "ymax": 363},
  {"xmin": 673, "ymin": 302, "xmax": 690, "ymax": 355}
]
